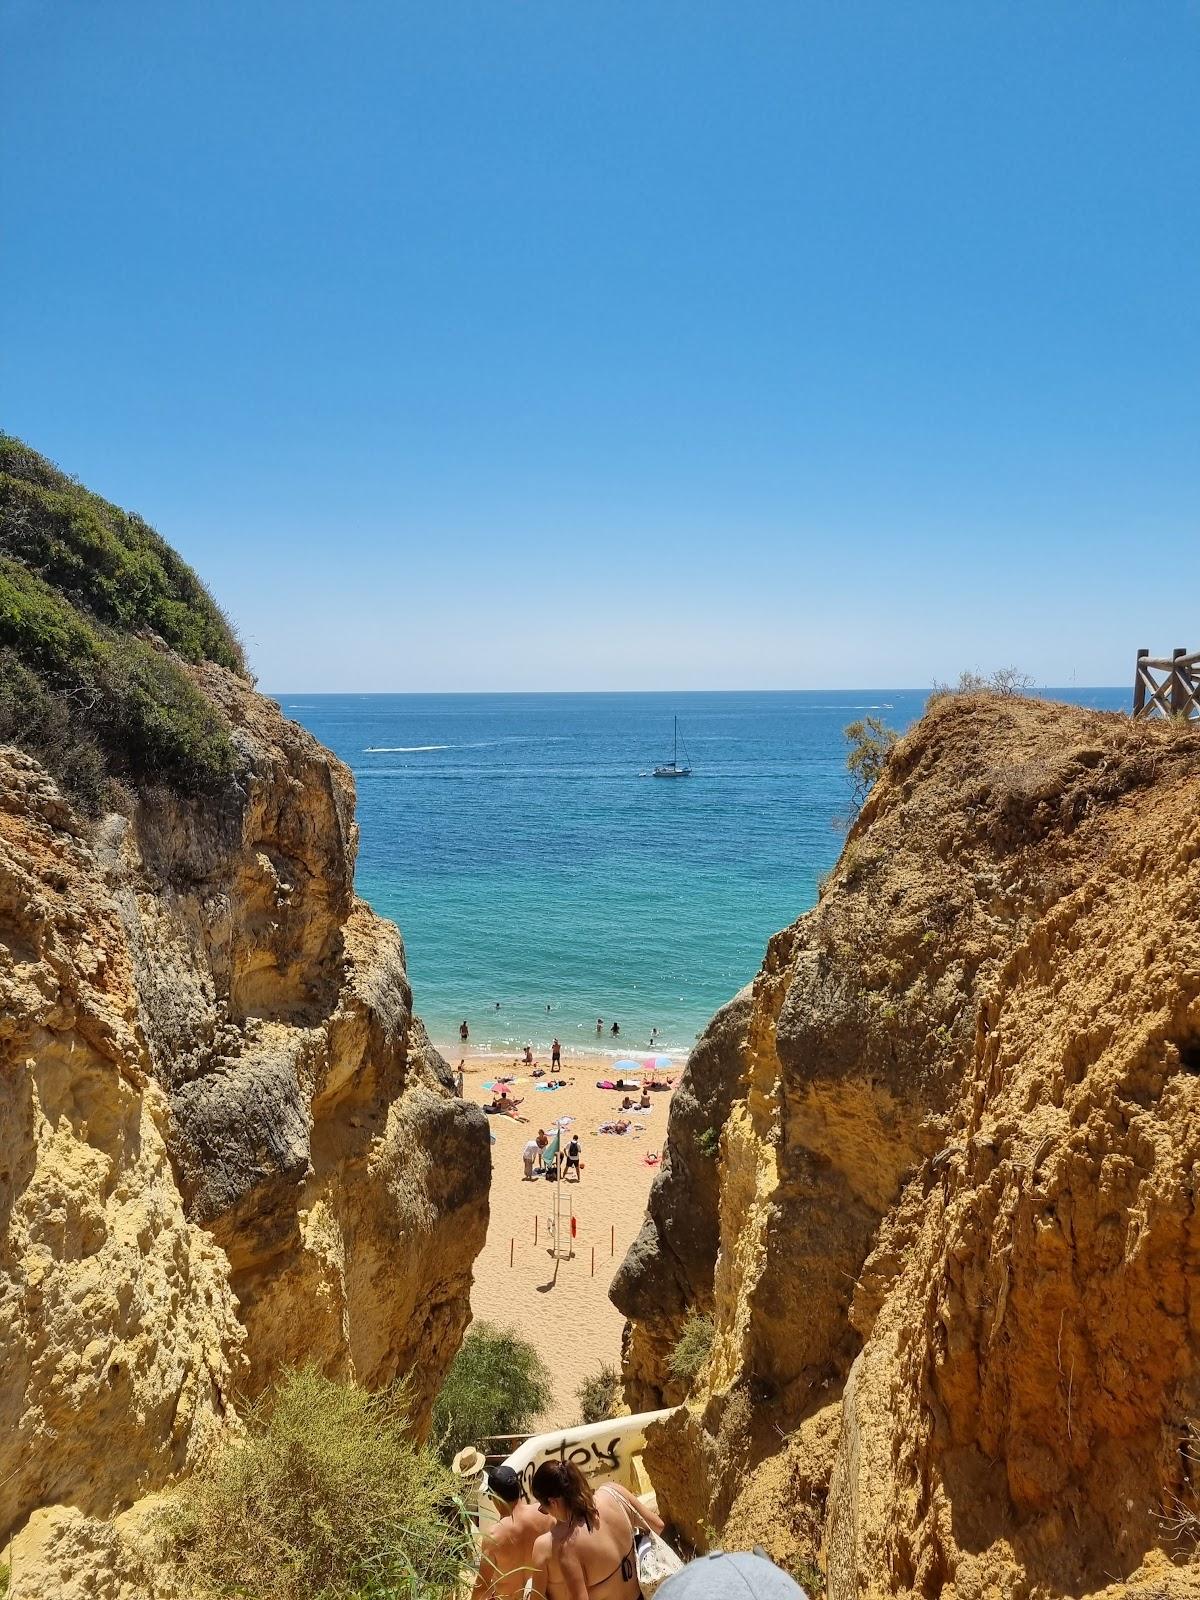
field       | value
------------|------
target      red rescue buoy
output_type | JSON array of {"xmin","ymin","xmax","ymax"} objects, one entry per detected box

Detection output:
[{"xmin": 570, "ymin": 1216, "xmax": 577, "ymax": 1238}]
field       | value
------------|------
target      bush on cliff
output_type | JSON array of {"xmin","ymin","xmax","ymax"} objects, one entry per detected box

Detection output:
[
  {"xmin": 576, "ymin": 1362, "xmax": 622, "ymax": 1425},
  {"xmin": 667, "ymin": 1312, "xmax": 715, "ymax": 1386},
  {"xmin": 432, "ymin": 1321, "xmax": 552, "ymax": 1463},
  {"xmin": 162, "ymin": 1367, "xmax": 470, "ymax": 1600},
  {"xmin": 843, "ymin": 715, "xmax": 898, "ymax": 812},
  {"xmin": 0, "ymin": 436, "xmax": 244, "ymax": 808},
  {"xmin": 0, "ymin": 436, "xmax": 243, "ymax": 671},
  {"xmin": 929, "ymin": 666, "xmax": 1033, "ymax": 700}
]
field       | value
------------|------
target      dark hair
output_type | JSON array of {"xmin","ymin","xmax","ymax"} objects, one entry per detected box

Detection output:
[
  {"xmin": 531, "ymin": 1460, "xmax": 598, "ymax": 1531},
  {"xmin": 486, "ymin": 1464, "xmax": 523, "ymax": 1504}
]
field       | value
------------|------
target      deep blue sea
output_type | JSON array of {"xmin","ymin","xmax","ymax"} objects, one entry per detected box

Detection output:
[{"xmin": 279, "ymin": 690, "xmax": 1127, "ymax": 1060}]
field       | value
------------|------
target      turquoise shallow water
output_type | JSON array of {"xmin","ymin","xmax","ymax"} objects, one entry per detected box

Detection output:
[{"xmin": 280, "ymin": 690, "xmax": 1126, "ymax": 1059}]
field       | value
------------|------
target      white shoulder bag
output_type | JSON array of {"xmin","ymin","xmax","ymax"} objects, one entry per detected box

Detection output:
[{"xmin": 600, "ymin": 1487, "xmax": 684, "ymax": 1599}]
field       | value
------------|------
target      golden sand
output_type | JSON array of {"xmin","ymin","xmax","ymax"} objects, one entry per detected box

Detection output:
[{"xmin": 455, "ymin": 1051, "xmax": 679, "ymax": 1428}]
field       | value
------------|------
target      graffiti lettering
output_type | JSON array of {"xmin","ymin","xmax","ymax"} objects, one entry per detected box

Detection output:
[{"xmin": 514, "ymin": 1435, "xmax": 626, "ymax": 1500}]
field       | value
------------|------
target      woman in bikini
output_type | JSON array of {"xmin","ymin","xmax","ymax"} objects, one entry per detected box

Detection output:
[{"xmin": 529, "ymin": 1460, "xmax": 663, "ymax": 1600}]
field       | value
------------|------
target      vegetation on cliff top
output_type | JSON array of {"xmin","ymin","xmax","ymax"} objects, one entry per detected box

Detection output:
[
  {"xmin": 0, "ymin": 434, "xmax": 245, "ymax": 808},
  {"xmin": 162, "ymin": 1367, "xmax": 470, "ymax": 1600}
]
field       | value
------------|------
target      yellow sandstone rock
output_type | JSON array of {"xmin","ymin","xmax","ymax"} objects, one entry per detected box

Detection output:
[
  {"xmin": 0, "ymin": 667, "xmax": 490, "ymax": 1591},
  {"xmin": 615, "ymin": 696, "xmax": 1200, "ymax": 1598}
]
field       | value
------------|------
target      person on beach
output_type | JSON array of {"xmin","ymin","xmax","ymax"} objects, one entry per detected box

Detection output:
[
  {"xmin": 596, "ymin": 1018, "xmax": 603, "ymax": 1034},
  {"xmin": 474, "ymin": 1464, "xmax": 556, "ymax": 1600},
  {"xmin": 524, "ymin": 1045, "xmax": 534, "ymax": 1065},
  {"xmin": 564, "ymin": 1134, "xmax": 582, "ymax": 1181},
  {"xmin": 610, "ymin": 1021, "xmax": 619, "ymax": 1037},
  {"xmin": 529, "ymin": 1460, "xmax": 663, "ymax": 1600},
  {"xmin": 552, "ymin": 1038, "xmax": 561, "ymax": 1068},
  {"xmin": 536, "ymin": 1128, "xmax": 549, "ymax": 1164},
  {"xmin": 461, "ymin": 1020, "xmax": 470, "ymax": 1043},
  {"xmin": 523, "ymin": 1136, "xmax": 541, "ymax": 1180},
  {"xmin": 456, "ymin": 1061, "xmax": 465, "ymax": 1096}
]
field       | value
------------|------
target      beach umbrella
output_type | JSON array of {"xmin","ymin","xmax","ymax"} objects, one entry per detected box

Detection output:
[
  {"xmin": 654, "ymin": 1055, "xmax": 671, "ymax": 1068},
  {"xmin": 614, "ymin": 1060, "xmax": 643, "ymax": 1073}
]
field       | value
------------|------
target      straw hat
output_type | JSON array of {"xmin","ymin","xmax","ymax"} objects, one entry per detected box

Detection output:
[{"xmin": 453, "ymin": 1445, "xmax": 487, "ymax": 1478}]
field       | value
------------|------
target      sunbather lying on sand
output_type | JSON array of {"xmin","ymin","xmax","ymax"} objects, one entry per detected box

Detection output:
[
  {"xmin": 597, "ymin": 1118, "xmax": 630, "ymax": 1135},
  {"xmin": 487, "ymin": 1094, "xmax": 524, "ymax": 1114}
]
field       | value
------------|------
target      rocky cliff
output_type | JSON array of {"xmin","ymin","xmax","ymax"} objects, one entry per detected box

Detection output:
[
  {"xmin": 614, "ymin": 694, "xmax": 1200, "ymax": 1598},
  {"xmin": 0, "ymin": 442, "xmax": 490, "ymax": 1589}
]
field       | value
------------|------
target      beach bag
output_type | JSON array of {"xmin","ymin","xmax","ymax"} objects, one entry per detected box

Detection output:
[{"xmin": 602, "ymin": 1489, "xmax": 683, "ymax": 1600}]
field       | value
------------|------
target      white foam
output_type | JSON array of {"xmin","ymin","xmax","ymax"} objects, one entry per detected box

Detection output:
[{"xmin": 364, "ymin": 744, "xmax": 450, "ymax": 752}]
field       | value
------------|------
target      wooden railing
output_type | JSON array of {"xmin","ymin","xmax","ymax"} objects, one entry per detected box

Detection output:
[{"xmin": 1133, "ymin": 648, "xmax": 1200, "ymax": 720}]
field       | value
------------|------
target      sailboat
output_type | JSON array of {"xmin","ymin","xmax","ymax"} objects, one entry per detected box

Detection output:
[{"xmin": 653, "ymin": 716, "xmax": 692, "ymax": 778}]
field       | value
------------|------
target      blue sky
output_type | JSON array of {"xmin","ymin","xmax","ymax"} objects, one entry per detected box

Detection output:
[{"xmin": 2, "ymin": 1, "xmax": 1196, "ymax": 691}]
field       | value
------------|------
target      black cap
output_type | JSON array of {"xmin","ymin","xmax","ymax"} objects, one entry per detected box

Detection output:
[{"xmin": 486, "ymin": 1464, "xmax": 523, "ymax": 1504}]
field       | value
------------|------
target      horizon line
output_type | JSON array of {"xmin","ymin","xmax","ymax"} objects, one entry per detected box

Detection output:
[{"xmin": 267, "ymin": 684, "xmax": 1128, "ymax": 698}]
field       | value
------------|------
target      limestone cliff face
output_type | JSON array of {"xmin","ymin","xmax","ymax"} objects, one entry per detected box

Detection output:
[
  {"xmin": 614, "ymin": 696, "xmax": 1200, "ymax": 1599},
  {"xmin": 0, "ymin": 665, "xmax": 490, "ymax": 1558}
]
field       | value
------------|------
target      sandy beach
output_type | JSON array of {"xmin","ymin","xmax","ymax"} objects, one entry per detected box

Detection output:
[{"xmin": 448, "ymin": 1048, "xmax": 680, "ymax": 1428}]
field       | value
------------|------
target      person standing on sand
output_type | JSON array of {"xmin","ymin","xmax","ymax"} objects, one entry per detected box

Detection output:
[
  {"xmin": 456, "ymin": 1061, "xmax": 465, "ymax": 1096},
  {"xmin": 523, "ymin": 1135, "xmax": 541, "ymax": 1181},
  {"xmin": 552, "ymin": 1038, "xmax": 561, "ymax": 1068},
  {"xmin": 461, "ymin": 1020, "xmax": 470, "ymax": 1043},
  {"xmin": 530, "ymin": 1460, "xmax": 662, "ymax": 1600},
  {"xmin": 473, "ymin": 1465, "xmax": 556, "ymax": 1600},
  {"xmin": 564, "ymin": 1134, "xmax": 582, "ymax": 1181}
]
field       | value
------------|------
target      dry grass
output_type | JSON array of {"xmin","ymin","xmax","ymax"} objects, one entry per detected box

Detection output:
[
  {"xmin": 667, "ymin": 1312, "xmax": 716, "ymax": 1386},
  {"xmin": 159, "ymin": 1367, "xmax": 471, "ymax": 1600}
]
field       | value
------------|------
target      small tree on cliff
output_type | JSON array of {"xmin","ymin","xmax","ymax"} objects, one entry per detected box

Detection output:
[
  {"xmin": 844, "ymin": 716, "xmax": 898, "ymax": 813},
  {"xmin": 432, "ymin": 1321, "xmax": 552, "ymax": 1463}
]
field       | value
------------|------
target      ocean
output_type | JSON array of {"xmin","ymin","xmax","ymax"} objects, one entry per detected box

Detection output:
[{"xmin": 279, "ymin": 689, "xmax": 1127, "ymax": 1060}]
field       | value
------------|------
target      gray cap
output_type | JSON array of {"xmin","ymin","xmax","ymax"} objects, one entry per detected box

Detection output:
[{"xmin": 655, "ymin": 1552, "xmax": 809, "ymax": 1600}]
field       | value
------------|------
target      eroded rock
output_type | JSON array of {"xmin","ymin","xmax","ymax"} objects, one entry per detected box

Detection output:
[
  {"xmin": 1, "ymin": 668, "xmax": 490, "ymax": 1564},
  {"xmin": 615, "ymin": 696, "xmax": 1200, "ymax": 1597}
]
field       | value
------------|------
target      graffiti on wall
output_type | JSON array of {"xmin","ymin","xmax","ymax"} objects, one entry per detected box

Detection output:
[{"xmin": 516, "ymin": 1434, "xmax": 625, "ymax": 1500}]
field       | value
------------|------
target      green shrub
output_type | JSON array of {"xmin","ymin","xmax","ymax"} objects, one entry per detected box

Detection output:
[
  {"xmin": 160, "ymin": 1366, "xmax": 470, "ymax": 1600},
  {"xmin": 431, "ymin": 1322, "xmax": 552, "ymax": 1464},
  {"xmin": 576, "ymin": 1363, "xmax": 622, "ymax": 1425},
  {"xmin": 788, "ymin": 1556, "xmax": 826, "ymax": 1598},
  {"xmin": 697, "ymin": 1126, "xmax": 720, "ymax": 1160},
  {"xmin": 844, "ymin": 716, "xmax": 898, "ymax": 812},
  {"xmin": 667, "ymin": 1312, "xmax": 715, "ymax": 1386},
  {"xmin": 0, "ymin": 436, "xmax": 244, "ymax": 671},
  {"xmin": 0, "ymin": 436, "xmax": 245, "ymax": 810}
]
